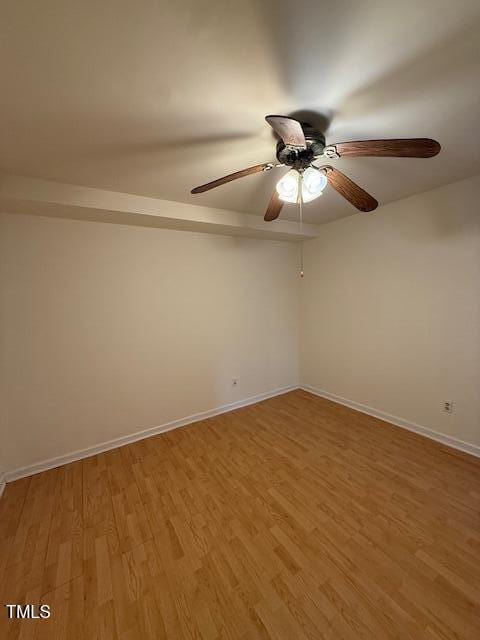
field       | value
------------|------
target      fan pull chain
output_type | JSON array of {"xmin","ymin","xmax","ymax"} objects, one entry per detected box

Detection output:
[{"xmin": 299, "ymin": 190, "xmax": 304, "ymax": 278}]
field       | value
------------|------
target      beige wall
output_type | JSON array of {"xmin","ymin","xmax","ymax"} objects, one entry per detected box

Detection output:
[
  {"xmin": 0, "ymin": 214, "xmax": 299, "ymax": 473},
  {"xmin": 300, "ymin": 174, "xmax": 480, "ymax": 447},
  {"xmin": 2, "ymin": 174, "xmax": 479, "ymax": 476}
]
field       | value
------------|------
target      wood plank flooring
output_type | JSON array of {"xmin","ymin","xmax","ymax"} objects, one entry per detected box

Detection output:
[{"xmin": 1, "ymin": 389, "xmax": 479, "ymax": 639}]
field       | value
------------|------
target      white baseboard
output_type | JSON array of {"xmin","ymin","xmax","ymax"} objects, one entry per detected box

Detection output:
[
  {"xmin": 4, "ymin": 384, "xmax": 298, "ymax": 483},
  {"xmin": 4, "ymin": 382, "xmax": 478, "ymax": 488},
  {"xmin": 301, "ymin": 384, "xmax": 480, "ymax": 459}
]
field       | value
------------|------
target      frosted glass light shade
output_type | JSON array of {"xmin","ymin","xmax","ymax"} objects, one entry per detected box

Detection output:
[
  {"xmin": 301, "ymin": 166, "xmax": 327, "ymax": 203},
  {"xmin": 276, "ymin": 170, "xmax": 299, "ymax": 203}
]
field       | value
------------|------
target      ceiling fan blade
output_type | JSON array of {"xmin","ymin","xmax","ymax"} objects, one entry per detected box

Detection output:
[
  {"xmin": 265, "ymin": 115, "xmax": 306, "ymax": 149},
  {"xmin": 191, "ymin": 163, "xmax": 272, "ymax": 194},
  {"xmin": 323, "ymin": 166, "xmax": 378, "ymax": 212},
  {"xmin": 331, "ymin": 138, "xmax": 441, "ymax": 158},
  {"xmin": 264, "ymin": 191, "xmax": 283, "ymax": 221}
]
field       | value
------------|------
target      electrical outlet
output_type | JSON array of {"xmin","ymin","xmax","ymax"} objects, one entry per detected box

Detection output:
[
  {"xmin": 443, "ymin": 401, "xmax": 453, "ymax": 414},
  {"xmin": 232, "ymin": 378, "xmax": 238, "ymax": 387}
]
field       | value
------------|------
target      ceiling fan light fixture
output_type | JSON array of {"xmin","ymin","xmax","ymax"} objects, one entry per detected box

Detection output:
[
  {"xmin": 301, "ymin": 166, "xmax": 327, "ymax": 203},
  {"xmin": 191, "ymin": 114, "xmax": 440, "ymax": 220},
  {"xmin": 276, "ymin": 169, "xmax": 299, "ymax": 203}
]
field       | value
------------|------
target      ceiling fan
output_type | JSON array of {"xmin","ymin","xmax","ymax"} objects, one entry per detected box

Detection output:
[{"xmin": 191, "ymin": 115, "xmax": 441, "ymax": 221}]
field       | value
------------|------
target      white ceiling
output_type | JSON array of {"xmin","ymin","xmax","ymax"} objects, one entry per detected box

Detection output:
[{"xmin": 1, "ymin": 0, "xmax": 480, "ymax": 225}]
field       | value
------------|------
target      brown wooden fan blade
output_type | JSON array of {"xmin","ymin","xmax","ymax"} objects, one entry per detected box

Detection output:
[
  {"xmin": 265, "ymin": 115, "xmax": 306, "ymax": 149},
  {"xmin": 334, "ymin": 138, "xmax": 441, "ymax": 158},
  {"xmin": 324, "ymin": 166, "xmax": 378, "ymax": 212},
  {"xmin": 264, "ymin": 191, "xmax": 283, "ymax": 221},
  {"xmin": 191, "ymin": 163, "xmax": 270, "ymax": 194}
]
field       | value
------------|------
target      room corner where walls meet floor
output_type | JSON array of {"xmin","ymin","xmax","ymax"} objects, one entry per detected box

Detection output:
[{"xmin": 1, "ymin": 174, "xmax": 480, "ymax": 484}]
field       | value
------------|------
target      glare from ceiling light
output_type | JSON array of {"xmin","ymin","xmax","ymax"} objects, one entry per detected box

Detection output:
[
  {"xmin": 276, "ymin": 169, "xmax": 299, "ymax": 203},
  {"xmin": 301, "ymin": 166, "xmax": 327, "ymax": 203}
]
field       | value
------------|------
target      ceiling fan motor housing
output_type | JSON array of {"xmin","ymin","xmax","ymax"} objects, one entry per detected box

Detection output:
[{"xmin": 276, "ymin": 124, "xmax": 326, "ymax": 169}]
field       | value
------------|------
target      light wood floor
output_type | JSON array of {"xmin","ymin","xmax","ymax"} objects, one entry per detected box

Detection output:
[{"xmin": 1, "ymin": 390, "xmax": 479, "ymax": 639}]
